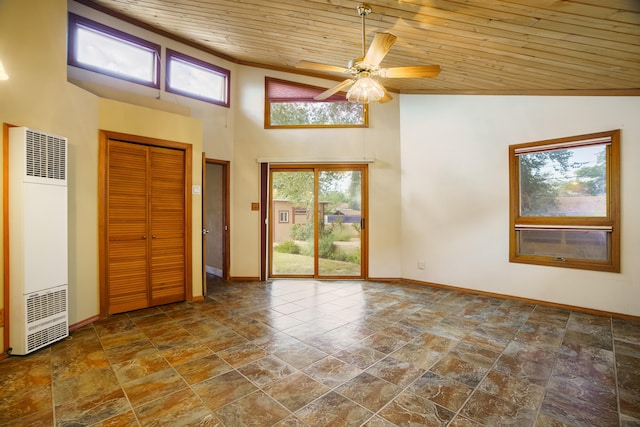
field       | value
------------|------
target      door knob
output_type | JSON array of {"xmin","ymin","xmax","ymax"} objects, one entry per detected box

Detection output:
[
  {"xmin": 152, "ymin": 234, "xmax": 157, "ymax": 239},
  {"xmin": 142, "ymin": 234, "xmax": 146, "ymax": 240}
]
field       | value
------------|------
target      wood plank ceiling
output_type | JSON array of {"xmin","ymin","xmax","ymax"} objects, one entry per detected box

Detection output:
[{"xmin": 81, "ymin": 0, "xmax": 640, "ymax": 95}]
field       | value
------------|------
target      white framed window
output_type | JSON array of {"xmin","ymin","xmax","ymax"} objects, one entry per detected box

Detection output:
[
  {"xmin": 279, "ymin": 211, "xmax": 289, "ymax": 223},
  {"xmin": 166, "ymin": 49, "xmax": 230, "ymax": 107},
  {"xmin": 67, "ymin": 13, "xmax": 160, "ymax": 88}
]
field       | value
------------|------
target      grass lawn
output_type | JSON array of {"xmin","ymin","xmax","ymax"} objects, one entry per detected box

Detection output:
[{"xmin": 272, "ymin": 251, "xmax": 361, "ymax": 275}]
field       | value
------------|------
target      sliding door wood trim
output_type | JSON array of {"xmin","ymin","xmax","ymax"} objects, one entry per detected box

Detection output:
[{"xmin": 260, "ymin": 163, "xmax": 268, "ymax": 281}]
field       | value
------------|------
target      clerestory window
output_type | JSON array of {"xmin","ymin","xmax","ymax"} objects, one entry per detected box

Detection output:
[
  {"xmin": 68, "ymin": 13, "xmax": 160, "ymax": 88},
  {"xmin": 166, "ymin": 49, "xmax": 230, "ymax": 107}
]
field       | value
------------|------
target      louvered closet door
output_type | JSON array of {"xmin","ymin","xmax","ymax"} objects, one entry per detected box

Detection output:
[
  {"xmin": 106, "ymin": 141, "xmax": 150, "ymax": 314},
  {"xmin": 149, "ymin": 147, "xmax": 186, "ymax": 305}
]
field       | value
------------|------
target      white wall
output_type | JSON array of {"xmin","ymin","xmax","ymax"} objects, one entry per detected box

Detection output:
[
  {"xmin": 232, "ymin": 66, "xmax": 403, "ymax": 279},
  {"xmin": 400, "ymin": 95, "xmax": 640, "ymax": 316}
]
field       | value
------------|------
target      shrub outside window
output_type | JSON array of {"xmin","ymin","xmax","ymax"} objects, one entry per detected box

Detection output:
[
  {"xmin": 68, "ymin": 13, "xmax": 160, "ymax": 88},
  {"xmin": 509, "ymin": 130, "xmax": 620, "ymax": 272},
  {"xmin": 265, "ymin": 77, "xmax": 367, "ymax": 128},
  {"xmin": 166, "ymin": 49, "xmax": 230, "ymax": 107}
]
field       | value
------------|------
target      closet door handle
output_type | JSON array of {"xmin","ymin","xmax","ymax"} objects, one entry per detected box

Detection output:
[
  {"xmin": 142, "ymin": 234, "xmax": 147, "ymax": 240},
  {"xmin": 152, "ymin": 234, "xmax": 157, "ymax": 239}
]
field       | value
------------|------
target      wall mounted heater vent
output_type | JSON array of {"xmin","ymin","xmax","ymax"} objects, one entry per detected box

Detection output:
[
  {"xmin": 9, "ymin": 127, "xmax": 69, "ymax": 355},
  {"xmin": 25, "ymin": 130, "xmax": 66, "ymax": 180}
]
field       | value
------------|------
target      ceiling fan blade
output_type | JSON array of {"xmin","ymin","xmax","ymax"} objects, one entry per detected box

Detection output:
[
  {"xmin": 296, "ymin": 60, "xmax": 349, "ymax": 74},
  {"xmin": 314, "ymin": 79, "xmax": 355, "ymax": 101},
  {"xmin": 379, "ymin": 88, "xmax": 393, "ymax": 103},
  {"xmin": 377, "ymin": 65, "xmax": 441, "ymax": 78},
  {"xmin": 363, "ymin": 33, "xmax": 397, "ymax": 67}
]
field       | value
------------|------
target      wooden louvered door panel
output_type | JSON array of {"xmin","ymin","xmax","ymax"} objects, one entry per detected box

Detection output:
[
  {"xmin": 149, "ymin": 147, "xmax": 186, "ymax": 305},
  {"xmin": 106, "ymin": 141, "xmax": 150, "ymax": 314},
  {"xmin": 105, "ymin": 141, "xmax": 187, "ymax": 314}
]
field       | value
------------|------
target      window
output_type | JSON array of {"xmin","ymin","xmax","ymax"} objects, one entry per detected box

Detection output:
[
  {"xmin": 265, "ymin": 77, "xmax": 367, "ymax": 128},
  {"xmin": 166, "ymin": 49, "xmax": 230, "ymax": 107},
  {"xmin": 279, "ymin": 211, "xmax": 289, "ymax": 223},
  {"xmin": 68, "ymin": 13, "xmax": 160, "ymax": 88},
  {"xmin": 509, "ymin": 130, "xmax": 620, "ymax": 272}
]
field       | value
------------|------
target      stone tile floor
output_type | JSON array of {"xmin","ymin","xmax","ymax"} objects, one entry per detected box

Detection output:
[{"xmin": 1, "ymin": 279, "xmax": 639, "ymax": 426}]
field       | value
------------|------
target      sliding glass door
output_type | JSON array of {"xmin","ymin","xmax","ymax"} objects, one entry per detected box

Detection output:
[
  {"xmin": 271, "ymin": 169, "xmax": 315, "ymax": 275},
  {"xmin": 269, "ymin": 165, "xmax": 367, "ymax": 279}
]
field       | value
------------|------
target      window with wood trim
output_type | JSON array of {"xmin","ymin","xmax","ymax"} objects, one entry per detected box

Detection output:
[
  {"xmin": 68, "ymin": 13, "xmax": 160, "ymax": 88},
  {"xmin": 279, "ymin": 210, "xmax": 289, "ymax": 223},
  {"xmin": 509, "ymin": 130, "xmax": 620, "ymax": 272},
  {"xmin": 265, "ymin": 77, "xmax": 367, "ymax": 128}
]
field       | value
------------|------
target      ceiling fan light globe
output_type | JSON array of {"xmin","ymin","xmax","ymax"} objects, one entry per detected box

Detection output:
[{"xmin": 346, "ymin": 76, "xmax": 385, "ymax": 103}]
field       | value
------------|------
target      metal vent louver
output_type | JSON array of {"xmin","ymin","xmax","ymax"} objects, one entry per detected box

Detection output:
[
  {"xmin": 26, "ymin": 288, "xmax": 67, "ymax": 324},
  {"xmin": 27, "ymin": 321, "xmax": 68, "ymax": 352},
  {"xmin": 25, "ymin": 129, "xmax": 66, "ymax": 181},
  {"xmin": 23, "ymin": 286, "xmax": 69, "ymax": 353}
]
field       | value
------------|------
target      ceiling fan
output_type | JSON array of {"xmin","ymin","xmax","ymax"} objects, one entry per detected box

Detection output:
[{"xmin": 296, "ymin": 3, "xmax": 441, "ymax": 104}]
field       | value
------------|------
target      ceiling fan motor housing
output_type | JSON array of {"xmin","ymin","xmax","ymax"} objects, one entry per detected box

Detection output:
[
  {"xmin": 348, "ymin": 58, "xmax": 375, "ymax": 73},
  {"xmin": 357, "ymin": 4, "xmax": 372, "ymax": 17}
]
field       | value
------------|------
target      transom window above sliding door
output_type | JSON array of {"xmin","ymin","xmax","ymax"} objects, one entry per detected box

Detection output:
[
  {"xmin": 509, "ymin": 130, "xmax": 620, "ymax": 272},
  {"xmin": 68, "ymin": 13, "xmax": 160, "ymax": 88},
  {"xmin": 265, "ymin": 78, "xmax": 368, "ymax": 128}
]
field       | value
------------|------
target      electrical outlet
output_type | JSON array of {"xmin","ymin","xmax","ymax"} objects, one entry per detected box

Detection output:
[{"xmin": 417, "ymin": 260, "xmax": 425, "ymax": 269}]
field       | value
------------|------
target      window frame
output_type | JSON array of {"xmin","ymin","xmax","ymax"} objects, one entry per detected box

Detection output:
[
  {"xmin": 264, "ymin": 77, "xmax": 368, "ymax": 129},
  {"xmin": 509, "ymin": 129, "xmax": 620, "ymax": 272},
  {"xmin": 279, "ymin": 210, "xmax": 290, "ymax": 223},
  {"xmin": 165, "ymin": 49, "xmax": 230, "ymax": 107},
  {"xmin": 67, "ymin": 13, "xmax": 161, "ymax": 88}
]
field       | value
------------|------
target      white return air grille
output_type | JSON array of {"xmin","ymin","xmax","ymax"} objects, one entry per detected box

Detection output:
[
  {"xmin": 24, "ymin": 286, "xmax": 69, "ymax": 353},
  {"xmin": 28, "ymin": 322, "xmax": 68, "ymax": 353},
  {"xmin": 26, "ymin": 287, "xmax": 67, "ymax": 323},
  {"xmin": 25, "ymin": 128, "xmax": 67, "ymax": 181}
]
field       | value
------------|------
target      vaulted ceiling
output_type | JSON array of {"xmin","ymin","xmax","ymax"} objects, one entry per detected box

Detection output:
[{"xmin": 80, "ymin": 0, "xmax": 640, "ymax": 95}]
